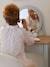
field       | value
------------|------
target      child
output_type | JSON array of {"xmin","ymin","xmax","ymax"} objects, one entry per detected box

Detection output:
[
  {"xmin": 0, "ymin": 4, "xmax": 38, "ymax": 67},
  {"xmin": 26, "ymin": 9, "xmax": 40, "ymax": 34}
]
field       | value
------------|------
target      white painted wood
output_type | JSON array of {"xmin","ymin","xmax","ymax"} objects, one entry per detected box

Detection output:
[{"xmin": 44, "ymin": 45, "xmax": 48, "ymax": 67}]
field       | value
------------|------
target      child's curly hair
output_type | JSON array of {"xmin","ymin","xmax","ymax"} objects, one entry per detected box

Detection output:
[{"xmin": 3, "ymin": 4, "xmax": 19, "ymax": 25}]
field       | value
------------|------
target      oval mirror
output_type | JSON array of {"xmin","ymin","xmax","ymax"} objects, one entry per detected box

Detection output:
[{"xmin": 20, "ymin": 8, "xmax": 45, "ymax": 36}]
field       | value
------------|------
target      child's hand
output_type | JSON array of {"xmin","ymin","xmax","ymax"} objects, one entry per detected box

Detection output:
[{"xmin": 34, "ymin": 38, "xmax": 40, "ymax": 42}]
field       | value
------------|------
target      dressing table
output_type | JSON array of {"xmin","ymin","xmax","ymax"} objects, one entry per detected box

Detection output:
[
  {"xmin": 36, "ymin": 35, "xmax": 50, "ymax": 44},
  {"xmin": 35, "ymin": 35, "xmax": 50, "ymax": 67}
]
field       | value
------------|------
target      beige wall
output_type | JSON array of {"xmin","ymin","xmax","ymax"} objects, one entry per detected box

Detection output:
[{"xmin": 0, "ymin": 0, "xmax": 50, "ymax": 35}]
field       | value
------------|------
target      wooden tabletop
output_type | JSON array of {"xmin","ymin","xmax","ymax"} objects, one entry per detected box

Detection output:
[{"xmin": 35, "ymin": 36, "xmax": 50, "ymax": 44}]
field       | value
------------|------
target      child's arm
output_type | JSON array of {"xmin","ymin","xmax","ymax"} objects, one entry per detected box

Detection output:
[{"xmin": 23, "ymin": 30, "xmax": 40, "ymax": 46}]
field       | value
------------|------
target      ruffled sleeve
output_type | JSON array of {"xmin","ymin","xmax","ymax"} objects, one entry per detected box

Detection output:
[{"xmin": 23, "ymin": 29, "xmax": 36, "ymax": 46}]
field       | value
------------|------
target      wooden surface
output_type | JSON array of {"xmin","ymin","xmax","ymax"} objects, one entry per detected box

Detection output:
[{"xmin": 35, "ymin": 36, "xmax": 50, "ymax": 44}]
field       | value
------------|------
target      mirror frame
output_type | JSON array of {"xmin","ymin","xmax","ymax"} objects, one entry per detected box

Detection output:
[{"xmin": 20, "ymin": 5, "xmax": 45, "ymax": 34}]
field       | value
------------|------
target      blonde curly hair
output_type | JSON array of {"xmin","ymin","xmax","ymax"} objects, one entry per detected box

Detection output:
[{"xmin": 28, "ymin": 9, "xmax": 39, "ymax": 21}]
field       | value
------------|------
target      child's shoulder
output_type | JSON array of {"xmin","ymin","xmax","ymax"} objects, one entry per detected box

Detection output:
[{"xmin": 0, "ymin": 26, "xmax": 5, "ymax": 32}]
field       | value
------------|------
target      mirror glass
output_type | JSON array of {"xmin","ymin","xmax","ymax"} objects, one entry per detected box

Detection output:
[{"xmin": 20, "ymin": 8, "xmax": 43, "ymax": 36}]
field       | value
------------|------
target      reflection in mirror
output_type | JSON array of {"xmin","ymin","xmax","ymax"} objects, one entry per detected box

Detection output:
[{"xmin": 20, "ymin": 8, "xmax": 43, "ymax": 36}]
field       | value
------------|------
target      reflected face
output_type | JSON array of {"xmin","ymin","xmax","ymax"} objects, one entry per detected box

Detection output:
[
  {"xmin": 28, "ymin": 9, "xmax": 35, "ymax": 17},
  {"xmin": 28, "ymin": 9, "xmax": 39, "ymax": 21},
  {"xmin": 20, "ymin": 8, "xmax": 42, "ymax": 33}
]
